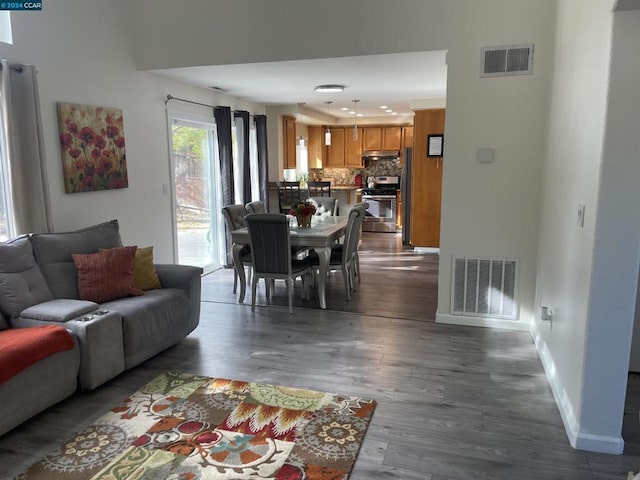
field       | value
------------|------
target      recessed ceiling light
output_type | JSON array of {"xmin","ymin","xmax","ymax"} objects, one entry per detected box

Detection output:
[
  {"xmin": 385, "ymin": 109, "xmax": 393, "ymax": 113},
  {"xmin": 357, "ymin": 113, "xmax": 364, "ymax": 117},
  {"xmin": 380, "ymin": 105, "xmax": 388, "ymax": 109},
  {"xmin": 341, "ymin": 107, "xmax": 349, "ymax": 111},
  {"xmin": 314, "ymin": 84, "xmax": 345, "ymax": 93},
  {"xmin": 390, "ymin": 112, "xmax": 398, "ymax": 116},
  {"xmin": 349, "ymin": 111, "xmax": 355, "ymax": 115}
]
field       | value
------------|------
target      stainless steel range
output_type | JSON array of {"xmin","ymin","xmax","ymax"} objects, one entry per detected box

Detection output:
[{"xmin": 361, "ymin": 176, "xmax": 399, "ymax": 233}]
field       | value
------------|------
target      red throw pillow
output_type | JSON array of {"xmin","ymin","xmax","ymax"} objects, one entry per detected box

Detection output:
[{"xmin": 72, "ymin": 246, "xmax": 144, "ymax": 303}]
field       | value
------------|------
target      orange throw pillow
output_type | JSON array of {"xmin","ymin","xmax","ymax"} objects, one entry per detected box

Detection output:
[{"xmin": 72, "ymin": 246, "xmax": 144, "ymax": 303}]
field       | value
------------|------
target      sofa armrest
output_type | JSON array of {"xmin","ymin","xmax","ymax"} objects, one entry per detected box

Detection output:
[
  {"xmin": 20, "ymin": 299, "xmax": 99, "ymax": 322},
  {"xmin": 154, "ymin": 264, "xmax": 203, "ymax": 333},
  {"xmin": 155, "ymin": 264, "xmax": 203, "ymax": 289},
  {"xmin": 13, "ymin": 312, "xmax": 125, "ymax": 391}
]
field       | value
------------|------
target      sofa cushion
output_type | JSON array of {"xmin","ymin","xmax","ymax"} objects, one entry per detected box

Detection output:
[
  {"xmin": 100, "ymin": 245, "xmax": 161, "ymax": 291},
  {"xmin": 73, "ymin": 246, "xmax": 143, "ymax": 303},
  {"xmin": 100, "ymin": 288, "xmax": 191, "ymax": 369},
  {"xmin": 0, "ymin": 325, "xmax": 75, "ymax": 384},
  {"xmin": 30, "ymin": 220, "xmax": 123, "ymax": 299},
  {"xmin": 0, "ymin": 236, "xmax": 54, "ymax": 318}
]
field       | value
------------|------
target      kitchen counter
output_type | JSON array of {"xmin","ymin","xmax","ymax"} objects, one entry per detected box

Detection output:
[{"xmin": 332, "ymin": 184, "xmax": 359, "ymax": 202}]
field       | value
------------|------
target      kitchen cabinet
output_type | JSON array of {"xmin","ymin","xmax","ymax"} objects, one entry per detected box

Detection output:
[
  {"xmin": 410, "ymin": 109, "xmax": 445, "ymax": 248},
  {"xmin": 307, "ymin": 125, "xmax": 326, "ymax": 169},
  {"xmin": 325, "ymin": 127, "xmax": 345, "ymax": 167},
  {"xmin": 324, "ymin": 127, "xmax": 363, "ymax": 167},
  {"xmin": 403, "ymin": 126, "xmax": 414, "ymax": 148},
  {"xmin": 363, "ymin": 127, "xmax": 382, "ymax": 150},
  {"xmin": 382, "ymin": 127, "xmax": 402, "ymax": 150},
  {"xmin": 283, "ymin": 115, "xmax": 296, "ymax": 169},
  {"xmin": 363, "ymin": 126, "xmax": 402, "ymax": 151},
  {"xmin": 345, "ymin": 127, "xmax": 363, "ymax": 167}
]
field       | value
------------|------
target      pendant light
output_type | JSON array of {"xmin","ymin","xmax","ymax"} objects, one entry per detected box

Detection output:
[
  {"xmin": 352, "ymin": 99, "xmax": 360, "ymax": 140},
  {"xmin": 324, "ymin": 101, "xmax": 332, "ymax": 146}
]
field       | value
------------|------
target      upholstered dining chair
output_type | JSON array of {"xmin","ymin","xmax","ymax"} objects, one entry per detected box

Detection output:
[
  {"xmin": 275, "ymin": 181, "xmax": 302, "ymax": 214},
  {"xmin": 221, "ymin": 204, "xmax": 252, "ymax": 294},
  {"xmin": 307, "ymin": 180, "xmax": 331, "ymax": 197},
  {"xmin": 307, "ymin": 203, "xmax": 367, "ymax": 300},
  {"xmin": 244, "ymin": 213, "xmax": 312, "ymax": 314},
  {"xmin": 308, "ymin": 196, "xmax": 338, "ymax": 216},
  {"xmin": 245, "ymin": 200, "xmax": 266, "ymax": 214}
]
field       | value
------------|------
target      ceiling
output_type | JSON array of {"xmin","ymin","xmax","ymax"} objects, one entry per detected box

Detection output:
[{"xmin": 153, "ymin": 51, "xmax": 448, "ymax": 123}]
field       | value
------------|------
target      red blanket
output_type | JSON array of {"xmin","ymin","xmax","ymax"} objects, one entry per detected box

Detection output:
[{"xmin": 0, "ymin": 325, "xmax": 75, "ymax": 384}]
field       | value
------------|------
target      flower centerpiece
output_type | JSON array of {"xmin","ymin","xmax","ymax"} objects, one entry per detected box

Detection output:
[{"xmin": 289, "ymin": 200, "xmax": 317, "ymax": 227}]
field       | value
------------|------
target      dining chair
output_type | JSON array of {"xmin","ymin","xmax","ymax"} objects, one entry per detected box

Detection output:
[
  {"xmin": 308, "ymin": 196, "xmax": 338, "ymax": 216},
  {"xmin": 221, "ymin": 204, "xmax": 252, "ymax": 294},
  {"xmin": 245, "ymin": 200, "xmax": 266, "ymax": 214},
  {"xmin": 307, "ymin": 180, "xmax": 331, "ymax": 197},
  {"xmin": 276, "ymin": 181, "xmax": 302, "ymax": 214},
  {"xmin": 245, "ymin": 213, "xmax": 312, "ymax": 314},
  {"xmin": 307, "ymin": 204, "xmax": 367, "ymax": 300},
  {"xmin": 349, "ymin": 202, "xmax": 369, "ymax": 282}
]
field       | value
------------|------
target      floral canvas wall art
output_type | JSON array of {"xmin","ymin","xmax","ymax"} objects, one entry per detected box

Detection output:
[{"xmin": 57, "ymin": 102, "xmax": 128, "ymax": 193}]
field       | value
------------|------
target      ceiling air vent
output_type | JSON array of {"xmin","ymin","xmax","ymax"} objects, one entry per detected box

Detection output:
[{"xmin": 480, "ymin": 44, "xmax": 534, "ymax": 77}]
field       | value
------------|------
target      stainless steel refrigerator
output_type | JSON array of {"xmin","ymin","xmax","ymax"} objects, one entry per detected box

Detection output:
[{"xmin": 400, "ymin": 147, "xmax": 413, "ymax": 245}]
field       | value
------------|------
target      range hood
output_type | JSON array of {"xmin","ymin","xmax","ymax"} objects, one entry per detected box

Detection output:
[{"xmin": 362, "ymin": 150, "xmax": 400, "ymax": 160}]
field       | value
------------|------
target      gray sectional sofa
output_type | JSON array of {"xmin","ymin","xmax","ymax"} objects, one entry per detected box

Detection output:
[{"xmin": 0, "ymin": 220, "xmax": 202, "ymax": 436}]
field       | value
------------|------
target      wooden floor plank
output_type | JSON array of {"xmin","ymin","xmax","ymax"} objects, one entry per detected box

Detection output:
[{"xmin": 1, "ymin": 232, "xmax": 639, "ymax": 479}]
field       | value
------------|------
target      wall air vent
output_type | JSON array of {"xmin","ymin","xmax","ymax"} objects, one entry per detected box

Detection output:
[
  {"xmin": 480, "ymin": 44, "xmax": 534, "ymax": 77},
  {"xmin": 451, "ymin": 256, "xmax": 519, "ymax": 320}
]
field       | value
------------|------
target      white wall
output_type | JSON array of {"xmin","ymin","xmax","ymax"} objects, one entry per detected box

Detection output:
[
  {"xmin": 532, "ymin": 0, "xmax": 640, "ymax": 454},
  {"xmin": 133, "ymin": 0, "xmax": 452, "ymax": 70},
  {"xmin": 436, "ymin": 6, "xmax": 555, "ymax": 330},
  {"xmin": 0, "ymin": 0, "xmax": 264, "ymax": 262},
  {"xmin": 133, "ymin": 0, "xmax": 557, "ymax": 333}
]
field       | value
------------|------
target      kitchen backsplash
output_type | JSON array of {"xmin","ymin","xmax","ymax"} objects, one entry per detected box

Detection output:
[{"xmin": 318, "ymin": 158, "xmax": 402, "ymax": 185}]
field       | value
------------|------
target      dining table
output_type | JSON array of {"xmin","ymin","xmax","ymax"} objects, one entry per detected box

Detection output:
[{"xmin": 230, "ymin": 214, "xmax": 349, "ymax": 310}]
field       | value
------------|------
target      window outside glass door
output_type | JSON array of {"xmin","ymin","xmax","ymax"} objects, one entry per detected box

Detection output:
[{"xmin": 170, "ymin": 118, "xmax": 222, "ymax": 274}]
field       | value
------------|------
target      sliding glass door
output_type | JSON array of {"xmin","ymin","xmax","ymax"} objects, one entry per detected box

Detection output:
[{"xmin": 169, "ymin": 117, "xmax": 222, "ymax": 274}]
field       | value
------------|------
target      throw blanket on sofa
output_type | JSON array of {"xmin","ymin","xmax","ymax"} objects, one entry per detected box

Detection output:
[{"xmin": 0, "ymin": 325, "xmax": 74, "ymax": 384}]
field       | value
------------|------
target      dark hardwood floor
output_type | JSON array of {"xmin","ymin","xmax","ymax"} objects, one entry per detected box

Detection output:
[
  {"xmin": 201, "ymin": 232, "xmax": 439, "ymax": 322},
  {"xmin": 1, "ymin": 232, "xmax": 640, "ymax": 479}
]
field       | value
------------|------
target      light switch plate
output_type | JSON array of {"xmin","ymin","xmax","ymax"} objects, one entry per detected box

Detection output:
[{"xmin": 577, "ymin": 204, "xmax": 585, "ymax": 228}]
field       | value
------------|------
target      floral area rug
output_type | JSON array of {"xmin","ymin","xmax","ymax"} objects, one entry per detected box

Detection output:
[{"xmin": 15, "ymin": 372, "xmax": 377, "ymax": 480}]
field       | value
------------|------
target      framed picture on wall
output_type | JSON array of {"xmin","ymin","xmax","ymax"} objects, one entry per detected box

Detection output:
[
  {"xmin": 427, "ymin": 134, "xmax": 444, "ymax": 157},
  {"xmin": 57, "ymin": 102, "xmax": 129, "ymax": 194}
]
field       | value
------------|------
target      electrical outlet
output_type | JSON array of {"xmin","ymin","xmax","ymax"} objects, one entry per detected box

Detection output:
[{"xmin": 541, "ymin": 306, "xmax": 553, "ymax": 323}]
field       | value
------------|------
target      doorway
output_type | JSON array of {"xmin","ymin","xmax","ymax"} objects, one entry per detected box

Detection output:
[{"xmin": 169, "ymin": 117, "xmax": 222, "ymax": 274}]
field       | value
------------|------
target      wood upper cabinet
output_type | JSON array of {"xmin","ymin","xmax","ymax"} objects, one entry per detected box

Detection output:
[
  {"xmin": 382, "ymin": 127, "xmax": 402, "ymax": 150},
  {"xmin": 363, "ymin": 126, "xmax": 402, "ymax": 151},
  {"xmin": 307, "ymin": 126, "xmax": 326, "ymax": 169},
  {"xmin": 325, "ymin": 127, "xmax": 345, "ymax": 167},
  {"xmin": 403, "ymin": 126, "xmax": 414, "ymax": 148},
  {"xmin": 345, "ymin": 127, "xmax": 363, "ymax": 167},
  {"xmin": 363, "ymin": 127, "xmax": 382, "ymax": 150},
  {"xmin": 283, "ymin": 115, "xmax": 297, "ymax": 169}
]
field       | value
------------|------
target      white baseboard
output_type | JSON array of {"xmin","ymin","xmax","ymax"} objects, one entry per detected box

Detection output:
[
  {"xmin": 413, "ymin": 247, "xmax": 439, "ymax": 254},
  {"xmin": 530, "ymin": 321, "xmax": 625, "ymax": 454},
  {"xmin": 436, "ymin": 312, "xmax": 530, "ymax": 331}
]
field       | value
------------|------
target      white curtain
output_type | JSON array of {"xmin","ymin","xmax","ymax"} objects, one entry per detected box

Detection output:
[{"xmin": 0, "ymin": 60, "xmax": 52, "ymax": 235}]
